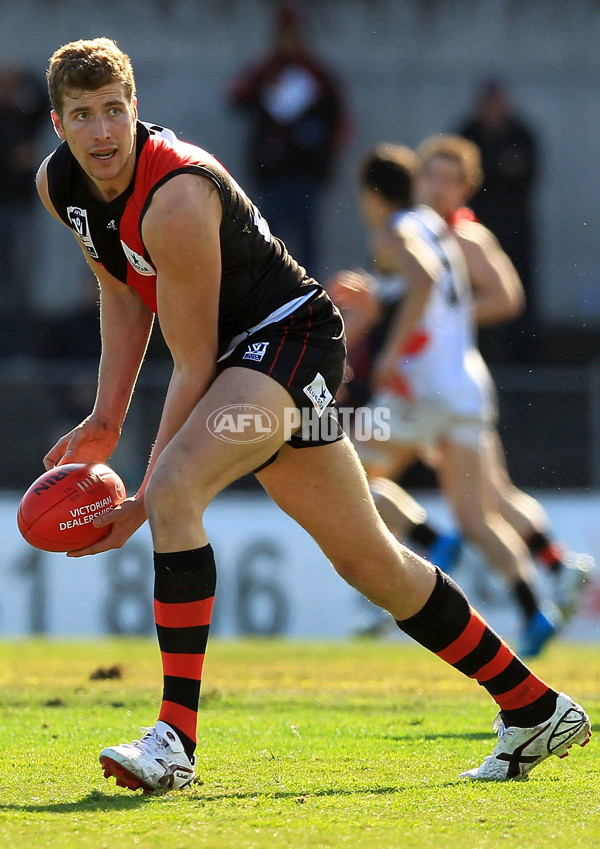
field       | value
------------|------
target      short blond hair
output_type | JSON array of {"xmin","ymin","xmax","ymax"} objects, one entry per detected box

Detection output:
[
  {"xmin": 47, "ymin": 37, "xmax": 135, "ymax": 116},
  {"xmin": 416, "ymin": 134, "xmax": 483, "ymax": 194}
]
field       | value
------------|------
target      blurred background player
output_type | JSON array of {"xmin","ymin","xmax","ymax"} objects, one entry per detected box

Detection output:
[
  {"xmin": 331, "ymin": 143, "xmax": 559, "ymax": 657},
  {"xmin": 415, "ymin": 133, "xmax": 594, "ymax": 629},
  {"xmin": 454, "ymin": 79, "xmax": 539, "ymax": 363},
  {"xmin": 334, "ymin": 137, "xmax": 593, "ymax": 649},
  {"xmin": 228, "ymin": 1, "xmax": 348, "ymax": 278}
]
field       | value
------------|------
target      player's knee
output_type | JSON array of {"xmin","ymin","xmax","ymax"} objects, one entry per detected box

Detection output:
[
  {"xmin": 144, "ymin": 468, "xmax": 175, "ymax": 524},
  {"xmin": 331, "ymin": 541, "xmax": 405, "ymax": 591},
  {"xmin": 145, "ymin": 462, "xmax": 204, "ymax": 526},
  {"xmin": 331, "ymin": 556, "xmax": 364, "ymax": 588}
]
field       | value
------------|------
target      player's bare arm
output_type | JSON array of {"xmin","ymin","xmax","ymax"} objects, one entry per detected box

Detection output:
[
  {"xmin": 36, "ymin": 157, "xmax": 155, "ymax": 469},
  {"xmin": 134, "ymin": 172, "xmax": 222, "ymax": 495},
  {"xmin": 50, "ymin": 273, "xmax": 154, "ymax": 472},
  {"xmin": 67, "ymin": 173, "xmax": 222, "ymax": 558},
  {"xmin": 94, "ymin": 268, "xmax": 155, "ymax": 444},
  {"xmin": 370, "ymin": 225, "xmax": 437, "ymax": 389},
  {"xmin": 456, "ymin": 220, "xmax": 525, "ymax": 326}
]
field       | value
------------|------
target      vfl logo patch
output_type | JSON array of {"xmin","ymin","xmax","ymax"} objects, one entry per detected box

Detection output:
[
  {"xmin": 303, "ymin": 372, "xmax": 333, "ymax": 417},
  {"xmin": 67, "ymin": 206, "xmax": 99, "ymax": 259},
  {"xmin": 243, "ymin": 341, "xmax": 269, "ymax": 362},
  {"xmin": 120, "ymin": 240, "xmax": 156, "ymax": 276}
]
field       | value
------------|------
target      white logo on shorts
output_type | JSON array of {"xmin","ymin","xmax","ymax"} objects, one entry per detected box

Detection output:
[
  {"xmin": 303, "ymin": 372, "xmax": 333, "ymax": 417},
  {"xmin": 242, "ymin": 341, "xmax": 269, "ymax": 362}
]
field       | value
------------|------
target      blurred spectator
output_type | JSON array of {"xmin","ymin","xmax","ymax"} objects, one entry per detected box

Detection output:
[
  {"xmin": 0, "ymin": 63, "xmax": 48, "ymax": 357},
  {"xmin": 455, "ymin": 79, "xmax": 539, "ymax": 363},
  {"xmin": 227, "ymin": 2, "xmax": 348, "ymax": 278}
]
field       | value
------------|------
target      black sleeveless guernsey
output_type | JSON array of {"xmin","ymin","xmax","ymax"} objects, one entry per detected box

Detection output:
[{"xmin": 46, "ymin": 121, "xmax": 321, "ymax": 359}]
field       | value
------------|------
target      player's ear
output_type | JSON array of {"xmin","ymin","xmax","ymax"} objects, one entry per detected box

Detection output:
[
  {"xmin": 51, "ymin": 110, "xmax": 66, "ymax": 141},
  {"xmin": 131, "ymin": 96, "xmax": 138, "ymax": 121}
]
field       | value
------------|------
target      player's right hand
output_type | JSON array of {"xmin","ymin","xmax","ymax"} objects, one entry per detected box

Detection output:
[{"xmin": 43, "ymin": 415, "xmax": 121, "ymax": 470}]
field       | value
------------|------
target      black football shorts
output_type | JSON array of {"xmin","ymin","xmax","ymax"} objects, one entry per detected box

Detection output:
[{"xmin": 218, "ymin": 288, "xmax": 347, "ymax": 450}]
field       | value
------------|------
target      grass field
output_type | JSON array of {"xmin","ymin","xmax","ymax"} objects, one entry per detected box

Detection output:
[{"xmin": 0, "ymin": 638, "xmax": 598, "ymax": 849}]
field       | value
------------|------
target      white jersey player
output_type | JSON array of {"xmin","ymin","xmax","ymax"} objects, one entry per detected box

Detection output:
[
  {"xmin": 332, "ymin": 143, "xmax": 559, "ymax": 657},
  {"xmin": 367, "ymin": 204, "xmax": 496, "ymax": 452}
]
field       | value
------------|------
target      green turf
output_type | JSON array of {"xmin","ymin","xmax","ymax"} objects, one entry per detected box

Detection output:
[{"xmin": 0, "ymin": 638, "xmax": 597, "ymax": 848}]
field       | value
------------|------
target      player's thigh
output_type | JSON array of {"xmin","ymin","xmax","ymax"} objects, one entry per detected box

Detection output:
[
  {"xmin": 149, "ymin": 367, "xmax": 294, "ymax": 506},
  {"xmin": 256, "ymin": 436, "xmax": 394, "ymax": 566}
]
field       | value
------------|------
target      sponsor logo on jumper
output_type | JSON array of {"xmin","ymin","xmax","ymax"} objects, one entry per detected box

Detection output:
[
  {"xmin": 207, "ymin": 404, "xmax": 278, "ymax": 443},
  {"xmin": 67, "ymin": 206, "xmax": 99, "ymax": 259},
  {"xmin": 242, "ymin": 341, "xmax": 269, "ymax": 362},
  {"xmin": 302, "ymin": 372, "xmax": 333, "ymax": 417},
  {"xmin": 106, "ymin": 219, "xmax": 118, "ymax": 231},
  {"xmin": 121, "ymin": 240, "xmax": 156, "ymax": 276}
]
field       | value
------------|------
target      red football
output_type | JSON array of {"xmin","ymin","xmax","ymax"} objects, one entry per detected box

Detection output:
[{"xmin": 17, "ymin": 463, "xmax": 127, "ymax": 552}]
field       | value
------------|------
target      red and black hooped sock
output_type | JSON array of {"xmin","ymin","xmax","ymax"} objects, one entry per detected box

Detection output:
[
  {"xmin": 396, "ymin": 568, "xmax": 558, "ymax": 728},
  {"xmin": 526, "ymin": 531, "xmax": 563, "ymax": 573},
  {"xmin": 153, "ymin": 545, "xmax": 216, "ymax": 760}
]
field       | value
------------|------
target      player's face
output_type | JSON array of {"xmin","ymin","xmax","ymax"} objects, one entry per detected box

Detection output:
[
  {"xmin": 416, "ymin": 155, "xmax": 469, "ymax": 219},
  {"xmin": 51, "ymin": 84, "xmax": 138, "ymax": 201}
]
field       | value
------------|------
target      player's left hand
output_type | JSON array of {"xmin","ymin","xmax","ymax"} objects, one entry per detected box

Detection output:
[{"xmin": 66, "ymin": 496, "xmax": 147, "ymax": 557}]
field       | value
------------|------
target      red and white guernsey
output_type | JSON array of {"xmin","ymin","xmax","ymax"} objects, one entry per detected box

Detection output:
[{"xmin": 388, "ymin": 205, "xmax": 495, "ymax": 421}]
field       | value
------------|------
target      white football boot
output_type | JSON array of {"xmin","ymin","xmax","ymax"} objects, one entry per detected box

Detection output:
[
  {"xmin": 460, "ymin": 692, "xmax": 591, "ymax": 781},
  {"xmin": 100, "ymin": 720, "xmax": 196, "ymax": 795}
]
